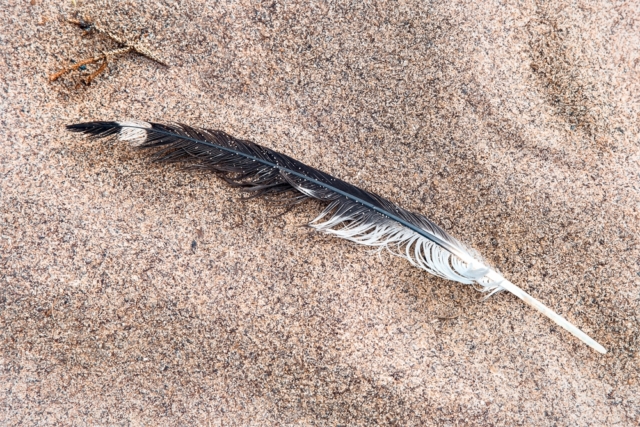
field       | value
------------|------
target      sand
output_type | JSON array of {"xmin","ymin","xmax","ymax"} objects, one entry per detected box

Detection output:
[{"xmin": 1, "ymin": 0, "xmax": 638, "ymax": 425}]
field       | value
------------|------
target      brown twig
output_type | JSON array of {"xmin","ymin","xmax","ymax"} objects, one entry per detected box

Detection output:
[
  {"xmin": 49, "ymin": 15, "xmax": 167, "ymax": 85},
  {"xmin": 84, "ymin": 58, "xmax": 109, "ymax": 85},
  {"xmin": 49, "ymin": 55, "xmax": 101, "ymax": 82}
]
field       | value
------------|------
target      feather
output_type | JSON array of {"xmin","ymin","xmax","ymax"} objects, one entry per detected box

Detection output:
[{"xmin": 67, "ymin": 120, "xmax": 607, "ymax": 354}]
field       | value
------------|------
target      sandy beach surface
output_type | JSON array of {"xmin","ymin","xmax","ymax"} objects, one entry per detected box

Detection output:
[{"xmin": 1, "ymin": 0, "xmax": 638, "ymax": 425}]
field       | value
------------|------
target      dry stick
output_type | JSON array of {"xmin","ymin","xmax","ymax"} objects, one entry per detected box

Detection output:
[
  {"xmin": 73, "ymin": 18, "xmax": 169, "ymax": 66},
  {"xmin": 49, "ymin": 17, "xmax": 167, "ymax": 84},
  {"xmin": 96, "ymin": 24, "xmax": 168, "ymax": 66},
  {"xmin": 84, "ymin": 58, "xmax": 109, "ymax": 85},
  {"xmin": 49, "ymin": 55, "xmax": 102, "ymax": 82},
  {"xmin": 49, "ymin": 47, "xmax": 133, "ymax": 83}
]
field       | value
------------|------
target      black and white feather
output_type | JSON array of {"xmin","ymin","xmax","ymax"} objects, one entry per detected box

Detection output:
[{"xmin": 67, "ymin": 120, "xmax": 606, "ymax": 354}]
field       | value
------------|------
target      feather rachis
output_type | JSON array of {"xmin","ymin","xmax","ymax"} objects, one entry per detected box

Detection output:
[{"xmin": 66, "ymin": 120, "xmax": 606, "ymax": 354}]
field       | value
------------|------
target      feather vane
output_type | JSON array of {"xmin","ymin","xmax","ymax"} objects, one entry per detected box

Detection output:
[{"xmin": 67, "ymin": 120, "xmax": 606, "ymax": 354}]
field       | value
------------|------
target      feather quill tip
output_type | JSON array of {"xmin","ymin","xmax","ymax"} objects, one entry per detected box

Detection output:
[{"xmin": 486, "ymin": 271, "xmax": 607, "ymax": 354}]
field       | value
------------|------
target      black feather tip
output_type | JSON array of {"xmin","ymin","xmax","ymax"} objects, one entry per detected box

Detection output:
[{"xmin": 66, "ymin": 121, "xmax": 122, "ymax": 138}]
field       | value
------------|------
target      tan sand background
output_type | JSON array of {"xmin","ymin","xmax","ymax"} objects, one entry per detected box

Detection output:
[{"xmin": 1, "ymin": 0, "xmax": 639, "ymax": 425}]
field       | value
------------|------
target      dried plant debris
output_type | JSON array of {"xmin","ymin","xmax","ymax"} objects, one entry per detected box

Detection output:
[{"xmin": 49, "ymin": 16, "xmax": 168, "ymax": 86}]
